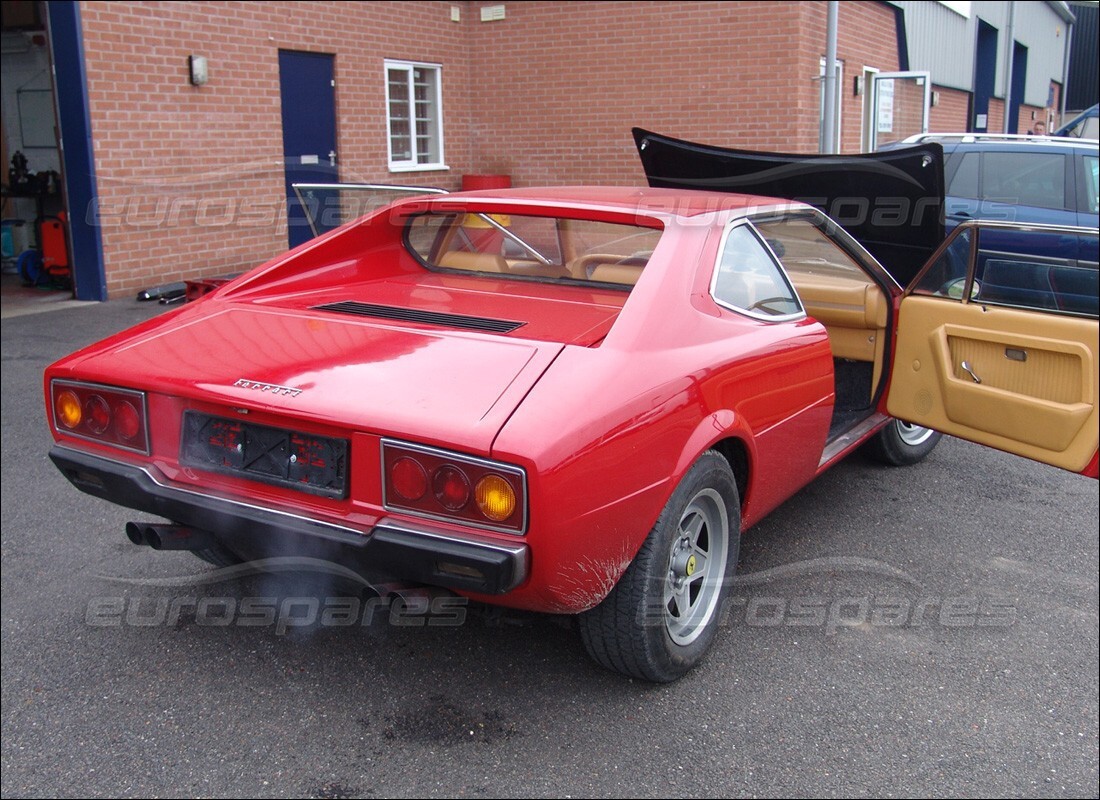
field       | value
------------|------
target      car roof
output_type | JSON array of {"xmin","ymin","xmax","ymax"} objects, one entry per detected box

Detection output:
[
  {"xmin": 940, "ymin": 140, "xmax": 1098, "ymax": 155},
  {"xmin": 393, "ymin": 186, "xmax": 807, "ymax": 221}
]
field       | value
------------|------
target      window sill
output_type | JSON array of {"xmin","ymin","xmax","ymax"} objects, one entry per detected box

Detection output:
[{"xmin": 388, "ymin": 163, "xmax": 450, "ymax": 173}]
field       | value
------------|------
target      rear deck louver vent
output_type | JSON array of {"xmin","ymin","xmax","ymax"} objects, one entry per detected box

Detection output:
[{"xmin": 313, "ymin": 301, "xmax": 525, "ymax": 334}]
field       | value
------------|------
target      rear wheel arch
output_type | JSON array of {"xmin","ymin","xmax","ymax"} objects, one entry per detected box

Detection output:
[
  {"xmin": 578, "ymin": 449, "xmax": 742, "ymax": 681},
  {"xmin": 710, "ymin": 436, "xmax": 750, "ymax": 512},
  {"xmin": 672, "ymin": 412, "xmax": 755, "ymax": 514}
]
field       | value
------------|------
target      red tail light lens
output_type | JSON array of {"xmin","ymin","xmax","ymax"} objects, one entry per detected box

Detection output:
[
  {"xmin": 114, "ymin": 401, "xmax": 142, "ymax": 442},
  {"xmin": 382, "ymin": 439, "xmax": 527, "ymax": 534},
  {"xmin": 391, "ymin": 456, "xmax": 428, "ymax": 500},
  {"xmin": 50, "ymin": 380, "xmax": 150, "ymax": 454},
  {"xmin": 84, "ymin": 395, "xmax": 111, "ymax": 434},
  {"xmin": 432, "ymin": 465, "xmax": 471, "ymax": 510}
]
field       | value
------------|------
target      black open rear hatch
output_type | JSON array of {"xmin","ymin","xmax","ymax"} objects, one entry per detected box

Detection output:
[{"xmin": 632, "ymin": 128, "xmax": 945, "ymax": 286}]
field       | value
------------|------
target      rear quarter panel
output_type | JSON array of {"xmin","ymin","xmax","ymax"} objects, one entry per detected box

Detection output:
[{"xmin": 489, "ymin": 224, "xmax": 834, "ymax": 613}]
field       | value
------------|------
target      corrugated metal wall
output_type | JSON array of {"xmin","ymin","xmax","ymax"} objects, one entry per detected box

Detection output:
[
  {"xmin": 894, "ymin": 1, "xmax": 1070, "ymax": 105},
  {"xmin": 897, "ymin": 1, "xmax": 974, "ymax": 91},
  {"xmin": 1011, "ymin": 1, "xmax": 1070, "ymax": 106},
  {"xmin": 1067, "ymin": 2, "xmax": 1098, "ymax": 110}
]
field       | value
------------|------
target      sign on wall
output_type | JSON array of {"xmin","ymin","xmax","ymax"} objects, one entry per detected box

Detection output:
[{"xmin": 877, "ymin": 78, "xmax": 895, "ymax": 133}]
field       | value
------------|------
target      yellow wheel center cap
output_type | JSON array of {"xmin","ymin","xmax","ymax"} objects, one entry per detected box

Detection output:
[{"xmin": 685, "ymin": 554, "xmax": 697, "ymax": 577}]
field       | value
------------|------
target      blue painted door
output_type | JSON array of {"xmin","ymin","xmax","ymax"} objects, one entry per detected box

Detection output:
[
  {"xmin": 278, "ymin": 51, "xmax": 337, "ymax": 249},
  {"xmin": 1008, "ymin": 42, "xmax": 1028, "ymax": 135},
  {"xmin": 972, "ymin": 20, "xmax": 998, "ymax": 133}
]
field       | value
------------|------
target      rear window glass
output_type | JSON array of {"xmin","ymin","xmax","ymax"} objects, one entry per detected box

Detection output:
[{"xmin": 405, "ymin": 213, "xmax": 662, "ymax": 288}]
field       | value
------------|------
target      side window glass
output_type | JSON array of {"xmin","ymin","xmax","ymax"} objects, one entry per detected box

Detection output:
[
  {"xmin": 712, "ymin": 225, "xmax": 803, "ymax": 319},
  {"xmin": 753, "ymin": 215, "xmax": 877, "ymax": 285},
  {"xmin": 912, "ymin": 228, "xmax": 972, "ymax": 299},
  {"xmin": 973, "ymin": 229, "xmax": 1098, "ymax": 318},
  {"xmin": 947, "ymin": 152, "xmax": 980, "ymax": 199},
  {"xmin": 982, "ymin": 152, "xmax": 1066, "ymax": 211},
  {"xmin": 1083, "ymin": 155, "xmax": 1098, "ymax": 215}
]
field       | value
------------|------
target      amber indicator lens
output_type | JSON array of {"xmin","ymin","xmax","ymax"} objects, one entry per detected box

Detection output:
[
  {"xmin": 475, "ymin": 474, "xmax": 516, "ymax": 521},
  {"xmin": 56, "ymin": 390, "xmax": 82, "ymax": 429}
]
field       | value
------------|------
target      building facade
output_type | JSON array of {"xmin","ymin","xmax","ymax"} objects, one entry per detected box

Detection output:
[{"xmin": 0, "ymin": 0, "xmax": 1079, "ymax": 299}]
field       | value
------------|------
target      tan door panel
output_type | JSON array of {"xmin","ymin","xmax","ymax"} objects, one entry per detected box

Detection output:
[
  {"xmin": 889, "ymin": 295, "xmax": 1098, "ymax": 472},
  {"xmin": 945, "ymin": 330, "xmax": 1089, "ymax": 404}
]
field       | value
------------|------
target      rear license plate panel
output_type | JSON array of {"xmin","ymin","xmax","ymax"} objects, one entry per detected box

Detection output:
[{"xmin": 180, "ymin": 411, "xmax": 348, "ymax": 498}]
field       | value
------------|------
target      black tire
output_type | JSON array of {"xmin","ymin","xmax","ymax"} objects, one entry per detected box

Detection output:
[
  {"xmin": 578, "ymin": 451, "xmax": 740, "ymax": 682},
  {"xmin": 863, "ymin": 418, "xmax": 942, "ymax": 466}
]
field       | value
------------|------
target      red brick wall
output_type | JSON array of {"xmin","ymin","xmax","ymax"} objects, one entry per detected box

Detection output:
[
  {"xmin": 466, "ymin": 0, "xmax": 902, "ymax": 188},
  {"xmin": 930, "ymin": 85, "xmax": 970, "ymax": 132},
  {"xmin": 797, "ymin": 1, "xmax": 901, "ymax": 153},
  {"xmin": 466, "ymin": 1, "xmax": 812, "ymax": 186},
  {"xmin": 986, "ymin": 98, "xmax": 1005, "ymax": 133},
  {"xmin": 1018, "ymin": 104, "xmax": 1045, "ymax": 134},
  {"xmin": 79, "ymin": 0, "xmax": 474, "ymax": 298},
  {"xmin": 77, "ymin": 0, "xmax": 906, "ymax": 296}
]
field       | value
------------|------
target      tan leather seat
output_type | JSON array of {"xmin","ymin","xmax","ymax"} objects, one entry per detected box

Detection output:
[
  {"xmin": 438, "ymin": 251, "xmax": 509, "ymax": 273},
  {"xmin": 589, "ymin": 263, "xmax": 644, "ymax": 286}
]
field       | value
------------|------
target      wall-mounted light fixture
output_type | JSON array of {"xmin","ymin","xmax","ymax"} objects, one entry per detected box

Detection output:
[{"xmin": 188, "ymin": 55, "xmax": 208, "ymax": 86}]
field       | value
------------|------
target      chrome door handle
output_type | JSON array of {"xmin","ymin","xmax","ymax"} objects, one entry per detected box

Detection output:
[{"xmin": 960, "ymin": 361, "xmax": 982, "ymax": 384}]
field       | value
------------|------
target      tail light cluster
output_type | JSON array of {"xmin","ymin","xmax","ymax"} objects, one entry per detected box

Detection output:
[
  {"xmin": 51, "ymin": 380, "xmax": 149, "ymax": 454},
  {"xmin": 382, "ymin": 439, "xmax": 527, "ymax": 534}
]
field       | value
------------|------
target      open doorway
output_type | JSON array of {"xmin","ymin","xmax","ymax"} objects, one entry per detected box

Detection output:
[
  {"xmin": 1, "ymin": 1, "xmax": 72, "ymax": 300},
  {"xmin": 1008, "ymin": 41, "xmax": 1028, "ymax": 134}
]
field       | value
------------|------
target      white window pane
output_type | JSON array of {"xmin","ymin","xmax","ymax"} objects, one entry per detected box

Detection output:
[{"xmin": 386, "ymin": 61, "xmax": 442, "ymax": 168}]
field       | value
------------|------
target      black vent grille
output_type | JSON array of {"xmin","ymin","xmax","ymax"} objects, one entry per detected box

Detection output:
[{"xmin": 314, "ymin": 301, "xmax": 525, "ymax": 334}]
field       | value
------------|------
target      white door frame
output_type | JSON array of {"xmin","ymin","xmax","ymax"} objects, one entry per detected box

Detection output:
[{"xmin": 869, "ymin": 70, "xmax": 931, "ymax": 150}]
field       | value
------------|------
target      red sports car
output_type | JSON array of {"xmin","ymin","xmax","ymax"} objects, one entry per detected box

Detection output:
[{"xmin": 45, "ymin": 146, "xmax": 1099, "ymax": 682}]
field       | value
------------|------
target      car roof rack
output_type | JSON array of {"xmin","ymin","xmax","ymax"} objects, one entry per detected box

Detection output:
[{"xmin": 901, "ymin": 133, "xmax": 1067, "ymax": 144}]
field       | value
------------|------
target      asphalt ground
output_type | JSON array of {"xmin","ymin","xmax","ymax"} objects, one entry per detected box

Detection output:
[{"xmin": 2, "ymin": 298, "xmax": 1097, "ymax": 798}]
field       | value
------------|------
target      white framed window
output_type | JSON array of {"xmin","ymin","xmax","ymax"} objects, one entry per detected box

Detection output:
[{"xmin": 385, "ymin": 60, "xmax": 446, "ymax": 171}]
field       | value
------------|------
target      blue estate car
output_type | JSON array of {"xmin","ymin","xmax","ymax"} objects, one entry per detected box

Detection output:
[
  {"xmin": 889, "ymin": 134, "xmax": 1097, "ymax": 230},
  {"xmin": 887, "ymin": 135, "xmax": 1098, "ymax": 304}
]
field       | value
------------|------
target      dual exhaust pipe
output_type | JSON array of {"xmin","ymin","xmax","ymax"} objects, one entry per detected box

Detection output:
[
  {"xmin": 124, "ymin": 523, "xmax": 461, "ymax": 607},
  {"xmin": 125, "ymin": 522, "xmax": 212, "ymax": 551}
]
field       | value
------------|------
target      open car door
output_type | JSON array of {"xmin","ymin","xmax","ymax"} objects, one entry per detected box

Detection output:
[{"xmin": 886, "ymin": 221, "xmax": 1099, "ymax": 476}]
